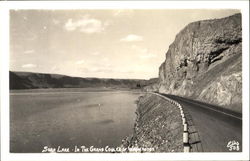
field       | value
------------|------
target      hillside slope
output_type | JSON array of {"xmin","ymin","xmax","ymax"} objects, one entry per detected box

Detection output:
[
  {"xmin": 158, "ymin": 13, "xmax": 242, "ymax": 113},
  {"xmin": 121, "ymin": 94, "xmax": 183, "ymax": 152},
  {"xmin": 10, "ymin": 71, "xmax": 146, "ymax": 90}
]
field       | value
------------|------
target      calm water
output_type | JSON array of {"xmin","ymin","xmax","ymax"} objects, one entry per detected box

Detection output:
[{"xmin": 10, "ymin": 88, "xmax": 141, "ymax": 153}]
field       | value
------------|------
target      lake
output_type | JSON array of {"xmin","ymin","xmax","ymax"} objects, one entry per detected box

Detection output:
[{"xmin": 10, "ymin": 88, "xmax": 142, "ymax": 153}]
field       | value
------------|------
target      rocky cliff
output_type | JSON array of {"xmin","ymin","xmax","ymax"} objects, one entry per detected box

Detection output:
[{"xmin": 158, "ymin": 13, "xmax": 242, "ymax": 113}]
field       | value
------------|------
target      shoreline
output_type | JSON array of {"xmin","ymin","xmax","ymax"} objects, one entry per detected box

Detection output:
[{"xmin": 9, "ymin": 87, "xmax": 144, "ymax": 93}]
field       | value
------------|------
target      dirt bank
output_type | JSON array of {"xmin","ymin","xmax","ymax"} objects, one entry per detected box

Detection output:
[{"xmin": 121, "ymin": 93, "xmax": 183, "ymax": 152}]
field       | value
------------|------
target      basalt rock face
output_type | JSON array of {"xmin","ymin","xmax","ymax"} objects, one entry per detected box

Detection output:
[{"xmin": 158, "ymin": 13, "xmax": 242, "ymax": 113}]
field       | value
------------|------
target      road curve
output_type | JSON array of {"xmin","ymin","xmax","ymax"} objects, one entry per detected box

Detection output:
[{"xmin": 160, "ymin": 93, "xmax": 242, "ymax": 152}]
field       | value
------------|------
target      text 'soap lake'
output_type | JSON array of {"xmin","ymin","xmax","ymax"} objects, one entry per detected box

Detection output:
[{"xmin": 10, "ymin": 88, "xmax": 141, "ymax": 153}]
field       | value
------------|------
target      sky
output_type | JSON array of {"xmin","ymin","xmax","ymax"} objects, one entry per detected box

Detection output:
[{"xmin": 10, "ymin": 9, "xmax": 240, "ymax": 79}]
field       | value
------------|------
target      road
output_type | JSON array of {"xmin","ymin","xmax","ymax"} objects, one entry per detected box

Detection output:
[{"xmin": 160, "ymin": 93, "xmax": 242, "ymax": 152}]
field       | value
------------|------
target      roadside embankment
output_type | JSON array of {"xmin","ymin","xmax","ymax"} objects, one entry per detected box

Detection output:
[{"xmin": 121, "ymin": 93, "xmax": 183, "ymax": 152}]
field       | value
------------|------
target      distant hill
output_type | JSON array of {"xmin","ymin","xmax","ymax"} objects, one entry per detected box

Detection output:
[
  {"xmin": 10, "ymin": 71, "xmax": 147, "ymax": 90},
  {"xmin": 157, "ymin": 13, "xmax": 242, "ymax": 113}
]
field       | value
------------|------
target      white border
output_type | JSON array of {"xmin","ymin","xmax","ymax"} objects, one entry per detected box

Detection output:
[{"xmin": 0, "ymin": 1, "xmax": 249, "ymax": 161}]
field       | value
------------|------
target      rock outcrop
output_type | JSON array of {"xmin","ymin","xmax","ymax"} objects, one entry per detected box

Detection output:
[
  {"xmin": 158, "ymin": 13, "xmax": 242, "ymax": 113},
  {"xmin": 143, "ymin": 78, "xmax": 159, "ymax": 92}
]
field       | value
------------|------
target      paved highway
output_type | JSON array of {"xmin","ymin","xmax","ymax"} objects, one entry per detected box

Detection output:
[{"xmin": 161, "ymin": 93, "xmax": 242, "ymax": 152}]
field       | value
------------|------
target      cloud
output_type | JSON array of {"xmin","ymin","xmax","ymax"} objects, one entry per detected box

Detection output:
[
  {"xmin": 22, "ymin": 64, "xmax": 37, "ymax": 68},
  {"xmin": 75, "ymin": 60, "xmax": 85, "ymax": 65},
  {"xmin": 23, "ymin": 50, "xmax": 34, "ymax": 54},
  {"xmin": 64, "ymin": 15, "xmax": 108, "ymax": 34},
  {"xmin": 120, "ymin": 34, "xmax": 143, "ymax": 42},
  {"xmin": 113, "ymin": 10, "xmax": 134, "ymax": 17},
  {"xmin": 131, "ymin": 45, "xmax": 157, "ymax": 59}
]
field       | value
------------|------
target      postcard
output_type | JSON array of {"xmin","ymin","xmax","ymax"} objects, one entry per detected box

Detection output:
[{"xmin": 0, "ymin": 1, "xmax": 249, "ymax": 161}]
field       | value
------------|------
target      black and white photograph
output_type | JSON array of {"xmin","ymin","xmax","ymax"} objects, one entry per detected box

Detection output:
[{"xmin": 0, "ymin": 1, "xmax": 249, "ymax": 161}]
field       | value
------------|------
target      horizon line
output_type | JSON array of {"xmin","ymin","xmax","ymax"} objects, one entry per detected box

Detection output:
[{"xmin": 9, "ymin": 70, "xmax": 157, "ymax": 81}]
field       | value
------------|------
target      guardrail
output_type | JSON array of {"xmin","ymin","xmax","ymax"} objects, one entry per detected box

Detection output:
[{"xmin": 149, "ymin": 92, "xmax": 190, "ymax": 152}]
